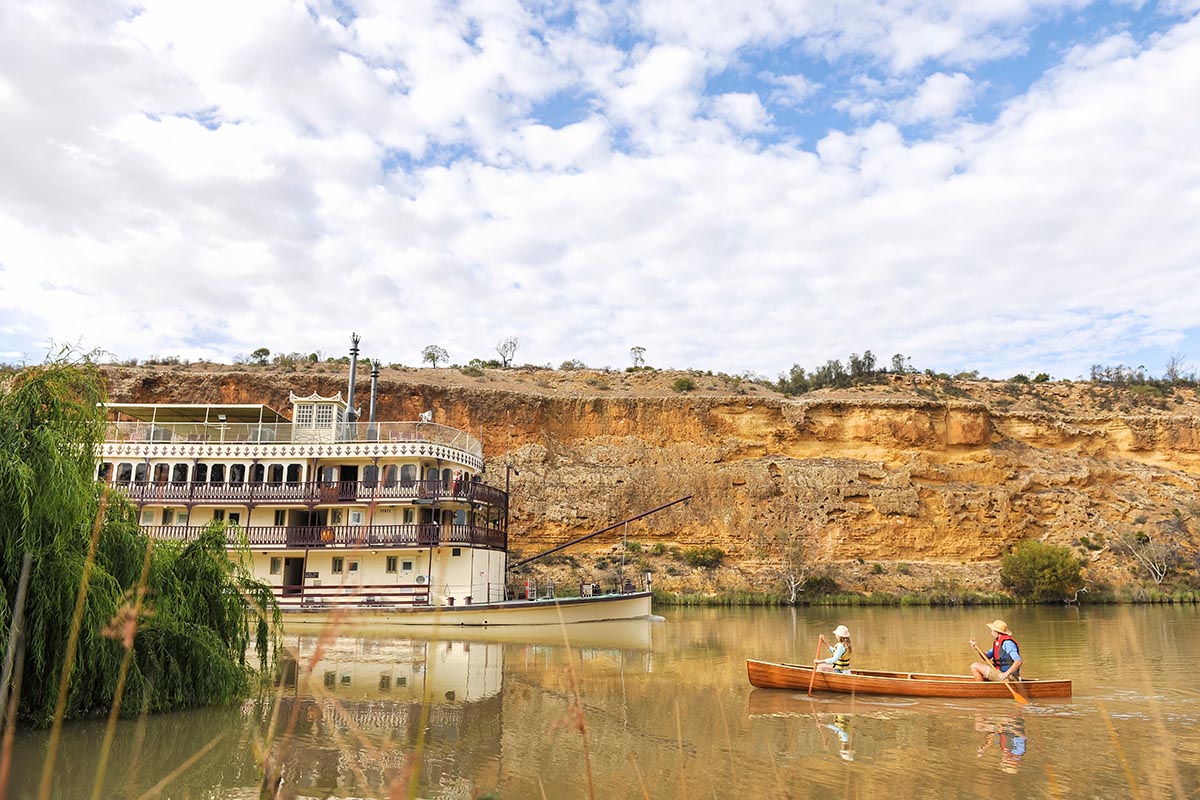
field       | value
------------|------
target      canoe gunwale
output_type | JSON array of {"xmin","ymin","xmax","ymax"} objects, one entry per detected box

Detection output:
[{"xmin": 746, "ymin": 659, "xmax": 1072, "ymax": 699}]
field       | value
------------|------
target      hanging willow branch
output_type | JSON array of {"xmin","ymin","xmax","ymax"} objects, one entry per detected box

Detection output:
[{"xmin": 0, "ymin": 351, "xmax": 279, "ymax": 728}]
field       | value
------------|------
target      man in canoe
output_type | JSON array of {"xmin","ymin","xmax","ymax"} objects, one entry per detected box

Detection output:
[
  {"xmin": 969, "ymin": 619, "xmax": 1022, "ymax": 682},
  {"xmin": 814, "ymin": 625, "xmax": 852, "ymax": 673}
]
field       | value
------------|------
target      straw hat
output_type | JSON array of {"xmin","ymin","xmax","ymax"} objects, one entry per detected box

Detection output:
[
  {"xmin": 833, "ymin": 625, "xmax": 851, "ymax": 638},
  {"xmin": 986, "ymin": 620, "xmax": 1011, "ymax": 635}
]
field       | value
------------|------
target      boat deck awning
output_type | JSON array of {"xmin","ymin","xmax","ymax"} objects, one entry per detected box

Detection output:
[{"xmin": 103, "ymin": 403, "xmax": 290, "ymax": 424}]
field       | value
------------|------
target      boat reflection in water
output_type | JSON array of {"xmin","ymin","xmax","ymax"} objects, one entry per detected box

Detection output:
[
  {"xmin": 745, "ymin": 687, "xmax": 1037, "ymax": 774},
  {"xmin": 258, "ymin": 619, "xmax": 655, "ymax": 798}
]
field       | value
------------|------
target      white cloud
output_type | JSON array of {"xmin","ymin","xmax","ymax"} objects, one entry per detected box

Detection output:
[
  {"xmin": 0, "ymin": 1, "xmax": 1198, "ymax": 381},
  {"xmin": 764, "ymin": 73, "xmax": 820, "ymax": 107},
  {"xmin": 708, "ymin": 92, "xmax": 771, "ymax": 132},
  {"xmin": 895, "ymin": 71, "xmax": 976, "ymax": 123}
]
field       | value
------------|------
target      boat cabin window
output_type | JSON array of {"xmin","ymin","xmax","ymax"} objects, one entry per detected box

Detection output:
[
  {"xmin": 270, "ymin": 557, "xmax": 282, "ymax": 575},
  {"xmin": 153, "ymin": 464, "xmax": 169, "ymax": 485},
  {"xmin": 385, "ymin": 556, "xmax": 398, "ymax": 573},
  {"xmin": 400, "ymin": 465, "xmax": 416, "ymax": 486},
  {"xmin": 171, "ymin": 464, "xmax": 188, "ymax": 484},
  {"xmin": 315, "ymin": 406, "xmax": 334, "ymax": 427},
  {"xmin": 134, "ymin": 463, "xmax": 148, "ymax": 484},
  {"xmin": 362, "ymin": 465, "xmax": 378, "ymax": 488},
  {"xmin": 210, "ymin": 463, "xmax": 226, "ymax": 483},
  {"xmin": 320, "ymin": 466, "xmax": 338, "ymax": 484},
  {"xmin": 115, "ymin": 463, "xmax": 133, "ymax": 484},
  {"xmin": 267, "ymin": 464, "xmax": 284, "ymax": 484},
  {"xmin": 140, "ymin": 509, "xmax": 154, "ymax": 525},
  {"xmin": 348, "ymin": 560, "xmax": 360, "ymax": 573},
  {"xmin": 295, "ymin": 404, "xmax": 314, "ymax": 427},
  {"xmin": 97, "ymin": 462, "xmax": 112, "ymax": 482},
  {"xmin": 193, "ymin": 463, "xmax": 208, "ymax": 483},
  {"xmin": 286, "ymin": 464, "xmax": 302, "ymax": 485},
  {"xmin": 425, "ymin": 467, "xmax": 438, "ymax": 482},
  {"xmin": 162, "ymin": 509, "xmax": 174, "ymax": 525},
  {"xmin": 229, "ymin": 464, "xmax": 245, "ymax": 484},
  {"xmin": 403, "ymin": 508, "xmax": 415, "ymax": 524},
  {"xmin": 441, "ymin": 468, "xmax": 452, "ymax": 488},
  {"xmin": 383, "ymin": 465, "xmax": 398, "ymax": 488},
  {"xmin": 402, "ymin": 560, "xmax": 413, "ymax": 571},
  {"xmin": 250, "ymin": 464, "xmax": 265, "ymax": 485},
  {"xmin": 331, "ymin": 557, "xmax": 344, "ymax": 574},
  {"xmin": 213, "ymin": 509, "xmax": 225, "ymax": 521},
  {"xmin": 454, "ymin": 510, "xmax": 466, "ymax": 525},
  {"xmin": 274, "ymin": 510, "xmax": 286, "ymax": 525}
]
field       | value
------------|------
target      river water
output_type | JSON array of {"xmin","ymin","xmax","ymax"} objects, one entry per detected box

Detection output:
[{"xmin": 6, "ymin": 604, "xmax": 1199, "ymax": 799}]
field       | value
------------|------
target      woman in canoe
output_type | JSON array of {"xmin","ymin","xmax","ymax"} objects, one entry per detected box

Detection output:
[
  {"xmin": 969, "ymin": 619, "xmax": 1022, "ymax": 682},
  {"xmin": 815, "ymin": 625, "xmax": 852, "ymax": 673}
]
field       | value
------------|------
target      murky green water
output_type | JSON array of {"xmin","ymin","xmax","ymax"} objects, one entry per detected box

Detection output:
[{"xmin": 6, "ymin": 604, "xmax": 1199, "ymax": 798}]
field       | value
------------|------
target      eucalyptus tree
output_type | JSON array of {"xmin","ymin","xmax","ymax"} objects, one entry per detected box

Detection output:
[{"xmin": 422, "ymin": 345, "xmax": 448, "ymax": 368}]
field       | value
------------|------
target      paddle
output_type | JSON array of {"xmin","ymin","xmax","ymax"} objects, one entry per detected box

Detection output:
[
  {"xmin": 972, "ymin": 642, "xmax": 1028, "ymax": 705},
  {"xmin": 807, "ymin": 634, "xmax": 825, "ymax": 696}
]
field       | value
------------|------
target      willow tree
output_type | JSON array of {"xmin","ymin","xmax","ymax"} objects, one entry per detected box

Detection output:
[{"xmin": 0, "ymin": 353, "xmax": 278, "ymax": 727}]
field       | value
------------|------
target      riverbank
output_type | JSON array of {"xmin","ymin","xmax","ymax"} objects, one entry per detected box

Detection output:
[{"xmin": 515, "ymin": 544, "xmax": 1200, "ymax": 606}]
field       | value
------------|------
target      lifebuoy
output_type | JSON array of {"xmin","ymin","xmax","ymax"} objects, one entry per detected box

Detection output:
[{"xmin": 320, "ymin": 528, "xmax": 334, "ymax": 543}]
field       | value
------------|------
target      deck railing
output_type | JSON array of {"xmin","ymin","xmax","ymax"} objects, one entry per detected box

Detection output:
[
  {"xmin": 107, "ymin": 478, "xmax": 507, "ymax": 509},
  {"xmin": 276, "ymin": 583, "xmax": 433, "ymax": 610},
  {"xmin": 140, "ymin": 523, "xmax": 507, "ymax": 551},
  {"xmin": 104, "ymin": 420, "xmax": 483, "ymax": 457},
  {"xmin": 272, "ymin": 581, "xmax": 505, "ymax": 609}
]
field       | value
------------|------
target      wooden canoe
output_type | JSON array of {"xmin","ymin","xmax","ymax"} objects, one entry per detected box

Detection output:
[{"xmin": 746, "ymin": 659, "xmax": 1072, "ymax": 699}]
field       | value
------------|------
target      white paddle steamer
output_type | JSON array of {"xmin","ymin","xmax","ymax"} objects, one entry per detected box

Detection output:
[{"xmin": 97, "ymin": 336, "xmax": 654, "ymax": 625}]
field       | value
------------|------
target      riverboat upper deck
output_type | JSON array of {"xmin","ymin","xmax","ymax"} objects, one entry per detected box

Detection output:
[{"xmin": 96, "ymin": 342, "xmax": 511, "ymax": 608}]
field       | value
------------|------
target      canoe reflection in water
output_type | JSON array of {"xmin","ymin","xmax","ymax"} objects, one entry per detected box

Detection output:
[{"xmin": 976, "ymin": 713, "xmax": 1027, "ymax": 773}]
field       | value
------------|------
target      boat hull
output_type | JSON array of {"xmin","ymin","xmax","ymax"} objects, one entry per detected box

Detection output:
[
  {"xmin": 282, "ymin": 591, "xmax": 653, "ymax": 627},
  {"xmin": 746, "ymin": 659, "xmax": 1071, "ymax": 699}
]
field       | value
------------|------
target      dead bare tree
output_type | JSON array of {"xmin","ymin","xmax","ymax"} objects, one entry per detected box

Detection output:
[
  {"xmin": 496, "ymin": 336, "xmax": 519, "ymax": 368},
  {"xmin": 1117, "ymin": 526, "xmax": 1182, "ymax": 585},
  {"xmin": 756, "ymin": 524, "xmax": 835, "ymax": 604}
]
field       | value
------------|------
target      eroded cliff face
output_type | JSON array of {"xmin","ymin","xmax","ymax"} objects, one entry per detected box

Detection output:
[{"xmin": 101, "ymin": 366, "xmax": 1200, "ymax": 588}]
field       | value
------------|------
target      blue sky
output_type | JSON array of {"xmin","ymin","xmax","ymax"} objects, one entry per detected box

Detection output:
[{"xmin": 1, "ymin": 0, "xmax": 1198, "ymax": 381}]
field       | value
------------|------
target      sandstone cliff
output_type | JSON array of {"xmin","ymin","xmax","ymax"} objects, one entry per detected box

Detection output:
[{"xmin": 101, "ymin": 363, "xmax": 1200, "ymax": 596}]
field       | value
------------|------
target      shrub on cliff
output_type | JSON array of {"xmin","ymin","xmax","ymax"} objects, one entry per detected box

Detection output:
[
  {"xmin": 1000, "ymin": 540, "xmax": 1083, "ymax": 602},
  {"xmin": 682, "ymin": 546, "xmax": 725, "ymax": 568}
]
